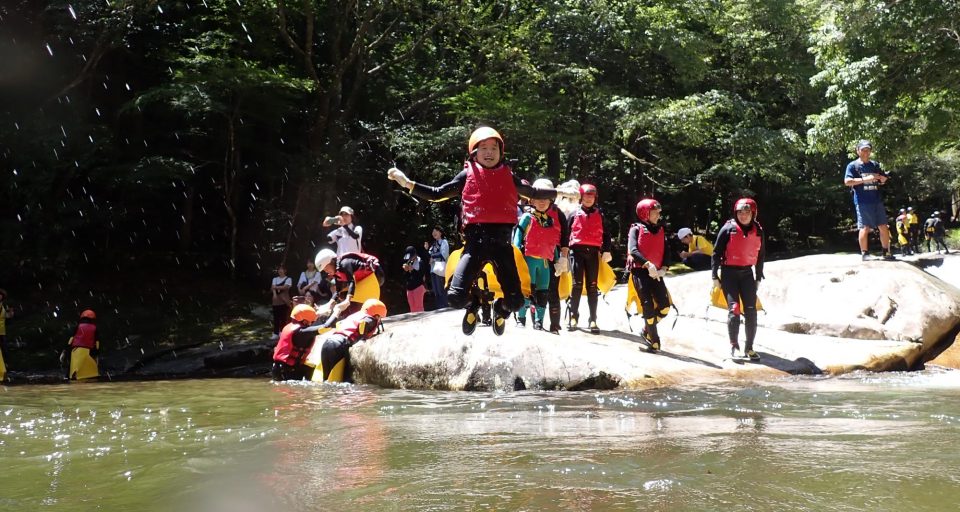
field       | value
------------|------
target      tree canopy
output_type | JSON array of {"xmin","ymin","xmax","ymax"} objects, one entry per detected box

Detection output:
[{"xmin": 2, "ymin": 0, "xmax": 958, "ymax": 310}]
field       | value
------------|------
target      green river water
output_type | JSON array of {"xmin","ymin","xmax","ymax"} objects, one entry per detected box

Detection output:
[{"xmin": 2, "ymin": 370, "xmax": 959, "ymax": 511}]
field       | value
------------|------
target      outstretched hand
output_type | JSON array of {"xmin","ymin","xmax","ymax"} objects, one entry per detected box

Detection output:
[{"xmin": 387, "ymin": 167, "xmax": 412, "ymax": 190}]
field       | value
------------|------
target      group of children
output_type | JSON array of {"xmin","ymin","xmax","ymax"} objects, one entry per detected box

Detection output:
[
  {"xmin": 387, "ymin": 126, "xmax": 767, "ymax": 360},
  {"xmin": 896, "ymin": 208, "xmax": 952, "ymax": 255}
]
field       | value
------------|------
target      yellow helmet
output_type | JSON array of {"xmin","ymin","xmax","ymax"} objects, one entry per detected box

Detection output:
[
  {"xmin": 290, "ymin": 304, "xmax": 318, "ymax": 324},
  {"xmin": 468, "ymin": 127, "xmax": 504, "ymax": 155},
  {"xmin": 361, "ymin": 298, "xmax": 387, "ymax": 318}
]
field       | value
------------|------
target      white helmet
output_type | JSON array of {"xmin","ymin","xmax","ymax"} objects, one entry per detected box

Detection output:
[
  {"xmin": 532, "ymin": 178, "xmax": 553, "ymax": 189},
  {"xmin": 677, "ymin": 227, "xmax": 693, "ymax": 240},
  {"xmin": 314, "ymin": 249, "xmax": 337, "ymax": 270}
]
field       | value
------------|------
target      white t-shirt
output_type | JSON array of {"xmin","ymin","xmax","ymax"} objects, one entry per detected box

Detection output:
[
  {"xmin": 271, "ymin": 276, "xmax": 292, "ymax": 306},
  {"xmin": 327, "ymin": 224, "xmax": 363, "ymax": 256},
  {"xmin": 297, "ymin": 270, "xmax": 324, "ymax": 292}
]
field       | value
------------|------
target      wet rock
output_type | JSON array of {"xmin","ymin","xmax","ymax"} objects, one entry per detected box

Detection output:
[{"xmin": 349, "ymin": 254, "xmax": 960, "ymax": 390}]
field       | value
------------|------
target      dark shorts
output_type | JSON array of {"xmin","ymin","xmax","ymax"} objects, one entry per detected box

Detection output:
[{"xmin": 855, "ymin": 202, "xmax": 888, "ymax": 229}]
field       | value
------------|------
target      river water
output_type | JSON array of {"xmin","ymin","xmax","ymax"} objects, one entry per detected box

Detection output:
[{"xmin": 2, "ymin": 370, "xmax": 959, "ymax": 511}]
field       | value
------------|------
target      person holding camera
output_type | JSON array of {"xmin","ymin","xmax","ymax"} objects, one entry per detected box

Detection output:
[
  {"xmin": 323, "ymin": 206, "xmax": 363, "ymax": 256},
  {"xmin": 844, "ymin": 140, "xmax": 894, "ymax": 261},
  {"xmin": 402, "ymin": 245, "xmax": 428, "ymax": 312}
]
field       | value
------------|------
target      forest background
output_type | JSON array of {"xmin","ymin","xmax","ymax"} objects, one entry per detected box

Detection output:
[{"xmin": 1, "ymin": 0, "xmax": 958, "ymax": 368}]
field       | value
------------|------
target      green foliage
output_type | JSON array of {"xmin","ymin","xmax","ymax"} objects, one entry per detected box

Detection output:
[{"xmin": 1, "ymin": 0, "xmax": 959, "ymax": 354}]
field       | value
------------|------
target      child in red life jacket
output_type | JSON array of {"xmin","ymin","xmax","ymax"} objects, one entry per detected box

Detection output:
[
  {"xmin": 387, "ymin": 127, "xmax": 578, "ymax": 335},
  {"xmin": 512, "ymin": 179, "xmax": 570, "ymax": 331},
  {"xmin": 712, "ymin": 198, "xmax": 766, "ymax": 361},
  {"xmin": 565, "ymin": 184, "xmax": 613, "ymax": 334},
  {"xmin": 628, "ymin": 199, "xmax": 672, "ymax": 351},
  {"xmin": 66, "ymin": 309, "xmax": 100, "ymax": 380},
  {"xmin": 272, "ymin": 304, "xmax": 329, "ymax": 381},
  {"xmin": 317, "ymin": 299, "xmax": 387, "ymax": 382},
  {"xmin": 315, "ymin": 248, "xmax": 384, "ymax": 317}
]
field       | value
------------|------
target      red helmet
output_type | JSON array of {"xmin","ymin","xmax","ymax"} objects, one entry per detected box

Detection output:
[
  {"xmin": 579, "ymin": 184, "xmax": 597, "ymax": 198},
  {"xmin": 734, "ymin": 198, "xmax": 758, "ymax": 221},
  {"xmin": 80, "ymin": 309, "xmax": 96, "ymax": 320},
  {"xmin": 635, "ymin": 198, "xmax": 662, "ymax": 223}
]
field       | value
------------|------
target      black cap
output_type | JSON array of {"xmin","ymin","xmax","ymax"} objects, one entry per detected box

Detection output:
[{"xmin": 403, "ymin": 246, "xmax": 417, "ymax": 261}]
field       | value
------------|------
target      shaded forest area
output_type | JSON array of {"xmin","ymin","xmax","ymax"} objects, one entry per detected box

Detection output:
[{"xmin": 1, "ymin": 1, "xmax": 959, "ymax": 366}]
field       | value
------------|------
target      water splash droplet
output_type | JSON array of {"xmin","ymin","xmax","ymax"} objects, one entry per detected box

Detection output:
[
  {"xmin": 46, "ymin": 43, "xmax": 54, "ymax": 56},
  {"xmin": 68, "ymin": 5, "xmax": 77, "ymax": 19}
]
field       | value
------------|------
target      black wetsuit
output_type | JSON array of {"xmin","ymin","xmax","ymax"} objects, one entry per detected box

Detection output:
[
  {"xmin": 628, "ymin": 221, "xmax": 672, "ymax": 344},
  {"xmin": 712, "ymin": 220, "xmax": 766, "ymax": 352},
  {"xmin": 409, "ymin": 167, "xmax": 559, "ymax": 314},
  {"xmin": 546, "ymin": 203, "xmax": 571, "ymax": 331},
  {"xmin": 566, "ymin": 206, "xmax": 612, "ymax": 324}
]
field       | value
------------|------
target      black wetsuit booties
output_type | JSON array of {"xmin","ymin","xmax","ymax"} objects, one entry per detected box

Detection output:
[
  {"xmin": 407, "ymin": 159, "xmax": 560, "ymax": 315},
  {"xmin": 318, "ymin": 310, "xmax": 381, "ymax": 382},
  {"xmin": 712, "ymin": 218, "xmax": 766, "ymax": 353},
  {"xmin": 566, "ymin": 204, "xmax": 612, "ymax": 325},
  {"xmin": 628, "ymin": 220, "xmax": 671, "ymax": 346}
]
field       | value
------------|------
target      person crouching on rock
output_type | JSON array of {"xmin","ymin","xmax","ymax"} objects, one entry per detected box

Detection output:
[
  {"xmin": 386, "ymin": 126, "xmax": 578, "ymax": 334},
  {"xmin": 272, "ymin": 304, "xmax": 329, "ymax": 381},
  {"xmin": 712, "ymin": 198, "xmax": 766, "ymax": 361},
  {"xmin": 315, "ymin": 248, "xmax": 385, "ymax": 317},
  {"xmin": 628, "ymin": 199, "xmax": 671, "ymax": 352},
  {"xmin": 318, "ymin": 299, "xmax": 387, "ymax": 382},
  {"xmin": 513, "ymin": 178, "xmax": 565, "ymax": 331},
  {"xmin": 566, "ymin": 183, "xmax": 613, "ymax": 334}
]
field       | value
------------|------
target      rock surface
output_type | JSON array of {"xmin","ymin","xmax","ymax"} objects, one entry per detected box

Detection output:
[{"xmin": 350, "ymin": 254, "xmax": 960, "ymax": 391}]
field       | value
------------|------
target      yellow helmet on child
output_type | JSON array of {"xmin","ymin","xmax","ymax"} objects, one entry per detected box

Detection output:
[
  {"xmin": 468, "ymin": 127, "xmax": 504, "ymax": 155},
  {"xmin": 361, "ymin": 299, "xmax": 387, "ymax": 318},
  {"xmin": 290, "ymin": 304, "xmax": 318, "ymax": 324}
]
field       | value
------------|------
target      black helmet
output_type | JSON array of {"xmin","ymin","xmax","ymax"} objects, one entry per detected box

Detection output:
[
  {"xmin": 933, "ymin": 211, "xmax": 941, "ymax": 218},
  {"xmin": 899, "ymin": 208, "xmax": 906, "ymax": 214}
]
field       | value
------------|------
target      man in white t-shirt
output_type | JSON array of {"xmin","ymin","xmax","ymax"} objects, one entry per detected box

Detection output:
[{"xmin": 323, "ymin": 206, "xmax": 363, "ymax": 256}]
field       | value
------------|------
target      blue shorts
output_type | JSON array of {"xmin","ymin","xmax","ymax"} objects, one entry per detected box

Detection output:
[{"xmin": 855, "ymin": 202, "xmax": 888, "ymax": 229}]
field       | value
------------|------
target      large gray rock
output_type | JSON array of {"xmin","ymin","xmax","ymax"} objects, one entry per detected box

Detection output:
[{"xmin": 349, "ymin": 254, "xmax": 960, "ymax": 391}]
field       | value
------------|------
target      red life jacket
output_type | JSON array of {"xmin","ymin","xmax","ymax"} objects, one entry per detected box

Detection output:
[
  {"xmin": 524, "ymin": 208, "xmax": 561, "ymax": 260},
  {"xmin": 569, "ymin": 207, "xmax": 603, "ymax": 247},
  {"xmin": 335, "ymin": 252, "xmax": 380, "ymax": 283},
  {"xmin": 273, "ymin": 322, "xmax": 309, "ymax": 366},
  {"xmin": 461, "ymin": 160, "xmax": 519, "ymax": 226},
  {"xmin": 335, "ymin": 311, "xmax": 379, "ymax": 344},
  {"xmin": 629, "ymin": 222, "xmax": 665, "ymax": 268},
  {"xmin": 723, "ymin": 220, "xmax": 762, "ymax": 266},
  {"xmin": 71, "ymin": 323, "xmax": 97, "ymax": 349}
]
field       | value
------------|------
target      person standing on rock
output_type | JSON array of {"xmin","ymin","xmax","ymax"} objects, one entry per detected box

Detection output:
[
  {"xmin": 385, "ymin": 126, "xmax": 578, "ymax": 335},
  {"xmin": 427, "ymin": 226, "xmax": 451, "ymax": 309},
  {"xmin": 628, "ymin": 199, "xmax": 672, "ymax": 352},
  {"xmin": 565, "ymin": 184, "xmax": 613, "ymax": 334},
  {"xmin": 323, "ymin": 206, "xmax": 363, "ymax": 256},
  {"xmin": 513, "ymin": 178, "xmax": 565, "ymax": 331},
  {"xmin": 926, "ymin": 211, "xmax": 951, "ymax": 254},
  {"xmin": 843, "ymin": 140, "xmax": 895, "ymax": 261},
  {"xmin": 712, "ymin": 198, "xmax": 766, "ymax": 361},
  {"xmin": 906, "ymin": 207, "xmax": 921, "ymax": 254}
]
